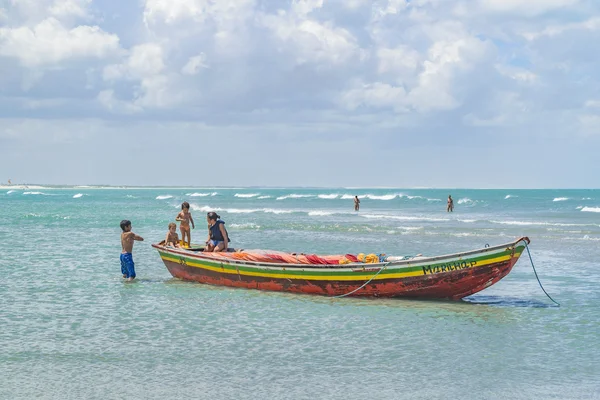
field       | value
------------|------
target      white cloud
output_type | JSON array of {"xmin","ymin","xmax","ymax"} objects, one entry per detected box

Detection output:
[
  {"xmin": 291, "ymin": 0, "xmax": 323, "ymax": 16},
  {"xmin": 261, "ymin": 14, "xmax": 362, "ymax": 66},
  {"xmin": 182, "ymin": 53, "xmax": 208, "ymax": 75},
  {"xmin": 523, "ymin": 17, "xmax": 600, "ymax": 40},
  {"xmin": 97, "ymin": 90, "xmax": 142, "ymax": 114},
  {"xmin": 377, "ymin": 45, "xmax": 420, "ymax": 77},
  {"xmin": 0, "ymin": 17, "xmax": 120, "ymax": 67},
  {"xmin": 49, "ymin": 0, "xmax": 91, "ymax": 19},
  {"xmin": 374, "ymin": 0, "xmax": 408, "ymax": 17},
  {"xmin": 495, "ymin": 65, "xmax": 538, "ymax": 84},
  {"xmin": 584, "ymin": 100, "xmax": 600, "ymax": 108},
  {"xmin": 478, "ymin": 0, "xmax": 578, "ymax": 16},
  {"xmin": 341, "ymin": 82, "xmax": 407, "ymax": 111},
  {"xmin": 103, "ymin": 43, "xmax": 165, "ymax": 81}
]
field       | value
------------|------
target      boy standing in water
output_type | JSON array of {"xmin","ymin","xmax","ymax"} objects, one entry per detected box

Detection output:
[
  {"xmin": 447, "ymin": 195, "xmax": 454, "ymax": 212},
  {"xmin": 354, "ymin": 196, "xmax": 360, "ymax": 211},
  {"xmin": 176, "ymin": 201, "xmax": 195, "ymax": 248},
  {"xmin": 120, "ymin": 220, "xmax": 144, "ymax": 281}
]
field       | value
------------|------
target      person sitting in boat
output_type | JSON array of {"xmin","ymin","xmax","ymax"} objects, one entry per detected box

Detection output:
[
  {"xmin": 164, "ymin": 222, "xmax": 180, "ymax": 247},
  {"xmin": 205, "ymin": 212, "xmax": 229, "ymax": 252}
]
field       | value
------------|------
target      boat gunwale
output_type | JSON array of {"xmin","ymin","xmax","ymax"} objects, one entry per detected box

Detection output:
[{"xmin": 151, "ymin": 236, "xmax": 530, "ymax": 270}]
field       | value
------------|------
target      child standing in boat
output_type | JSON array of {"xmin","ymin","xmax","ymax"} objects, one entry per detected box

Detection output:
[
  {"xmin": 204, "ymin": 212, "xmax": 229, "ymax": 252},
  {"xmin": 176, "ymin": 201, "xmax": 195, "ymax": 248},
  {"xmin": 120, "ymin": 220, "xmax": 144, "ymax": 281},
  {"xmin": 164, "ymin": 222, "xmax": 180, "ymax": 247}
]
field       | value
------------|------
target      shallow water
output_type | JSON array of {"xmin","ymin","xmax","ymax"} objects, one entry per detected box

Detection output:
[{"xmin": 1, "ymin": 188, "xmax": 599, "ymax": 399}]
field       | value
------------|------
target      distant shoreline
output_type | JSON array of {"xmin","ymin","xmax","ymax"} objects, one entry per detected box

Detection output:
[{"xmin": 2, "ymin": 185, "xmax": 599, "ymax": 190}]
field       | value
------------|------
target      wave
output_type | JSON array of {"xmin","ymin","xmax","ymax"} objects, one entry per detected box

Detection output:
[
  {"xmin": 73, "ymin": 193, "xmax": 84, "ymax": 198},
  {"xmin": 229, "ymin": 223, "xmax": 260, "ymax": 229},
  {"xmin": 341, "ymin": 193, "xmax": 400, "ymax": 201},
  {"xmin": 457, "ymin": 198, "xmax": 473, "ymax": 205},
  {"xmin": 582, "ymin": 197, "xmax": 592, "ymax": 200},
  {"xmin": 6, "ymin": 190, "xmax": 16, "ymax": 194},
  {"xmin": 257, "ymin": 195, "xmax": 271, "ymax": 199},
  {"xmin": 318, "ymin": 194, "xmax": 339, "ymax": 199},
  {"xmin": 360, "ymin": 213, "xmax": 450, "ymax": 222},
  {"xmin": 156, "ymin": 195, "xmax": 173, "ymax": 200},
  {"xmin": 308, "ymin": 210, "xmax": 335, "ymax": 216},
  {"xmin": 504, "ymin": 195, "xmax": 517, "ymax": 199},
  {"xmin": 188, "ymin": 204, "xmax": 295, "ymax": 215},
  {"xmin": 581, "ymin": 207, "xmax": 600, "ymax": 213},
  {"xmin": 187, "ymin": 192, "xmax": 218, "ymax": 197},
  {"xmin": 277, "ymin": 194, "xmax": 315, "ymax": 200},
  {"xmin": 553, "ymin": 197, "xmax": 569, "ymax": 202},
  {"xmin": 126, "ymin": 195, "xmax": 137, "ymax": 198},
  {"xmin": 489, "ymin": 219, "xmax": 591, "ymax": 227},
  {"xmin": 234, "ymin": 193, "xmax": 260, "ymax": 198},
  {"xmin": 22, "ymin": 191, "xmax": 56, "ymax": 196},
  {"xmin": 263, "ymin": 208, "xmax": 295, "ymax": 214},
  {"xmin": 582, "ymin": 235, "xmax": 600, "ymax": 241}
]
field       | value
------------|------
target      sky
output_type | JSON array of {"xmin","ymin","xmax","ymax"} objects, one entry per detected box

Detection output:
[{"xmin": 1, "ymin": 0, "xmax": 599, "ymax": 188}]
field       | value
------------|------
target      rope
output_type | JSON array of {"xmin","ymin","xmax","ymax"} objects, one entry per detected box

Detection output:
[
  {"xmin": 524, "ymin": 241, "xmax": 560, "ymax": 307},
  {"xmin": 333, "ymin": 262, "xmax": 390, "ymax": 298}
]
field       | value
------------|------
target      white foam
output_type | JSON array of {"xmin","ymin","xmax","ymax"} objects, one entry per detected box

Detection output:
[
  {"xmin": 361, "ymin": 213, "xmax": 449, "ymax": 222},
  {"xmin": 225, "ymin": 208, "xmax": 261, "ymax": 214},
  {"xmin": 490, "ymin": 219, "xmax": 590, "ymax": 227},
  {"xmin": 582, "ymin": 197, "xmax": 592, "ymax": 200},
  {"xmin": 187, "ymin": 192, "xmax": 217, "ymax": 197},
  {"xmin": 276, "ymin": 194, "xmax": 314, "ymax": 200},
  {"xmin": 308, "ymin": 210, "xmax": 335, "ymax": 216},
  {"xmin": 6, "ymin": 190, "xmax": 16, "ymax": 194},
  {"xmin": 234, "ymin": 193, "xmax": 260, "ymax": 198},
  {"xmin": 23, "ymin": 192, "xmax": 45, "ymax": 195},
  {"xmin": 581, "ymin": 207, "xmax": 600, "ymax": 213},
  {"xmin": 190, "ymin": 204, "xmax": 220, "ymax": 212},
  {"xmin": 126, "ymin": 195, "xmax": 137, "ymax": 198},
  {"xmin": 73, "ymin": 193, "xmax": 83, "ymax": 198},
  {"xmin": 156, "ymin": 195, "xmax": 173, "ymax": 200},
  {"xmin": 553, "ymin": 197, "xmax": 569, "ymax": 202},
  {"xmin": 583, "ymin": 235, "xmax": 600, "ymax": 241},
  {"xmin": 229, "ymin": 223, "xmax": 260, "ymax": 229},
  {"xmin": 263, "ymin": 208, "xmax": 294, "ymax": 214},
  {"xmin": 366, "ymin": 194, "xmax": 397, "ymax": 200},
  {"xmin": 457, "ymin": 198, "xmax": 473, "ymax": 205},
  {"xmin": 257, "ymin": 195, "xmax": 271, "ymax": 199},
  {"xmin": 341, "ymin": 193, "xmax": 404, "ymax": 201},
  {"xmin": 318, "ymin": 194, "xmax": 339, "ymax": 199},
  {"xmin": 504, "ymin": 195, "xmax": 517, "ymax": 199}
]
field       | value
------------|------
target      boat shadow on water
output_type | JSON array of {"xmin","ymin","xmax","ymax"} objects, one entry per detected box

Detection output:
[
  {"xmin": 161, "ymin": 277, "xmax": 556, "ymax": 313},
  {"xmin": 464, "ymin": 295, "xmax": 557, "ymax": 308}
]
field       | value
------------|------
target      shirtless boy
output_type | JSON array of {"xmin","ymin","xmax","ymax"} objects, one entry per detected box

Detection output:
[
  {"xmin": 165, "ymin": 222, "xmax": 180, "ymax": 247},
  {"xmin": 176, "ymin": 202, "xmax": 195, "ymax": 248},
  {"xmin": 120, "ymin": 220, "xmax": 144, "ymax": 281}
]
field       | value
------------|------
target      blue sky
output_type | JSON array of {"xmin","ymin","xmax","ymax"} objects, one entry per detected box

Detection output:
[{"xmin": 1, "ymin": 0, "xmax": 599, "ymax": 188}]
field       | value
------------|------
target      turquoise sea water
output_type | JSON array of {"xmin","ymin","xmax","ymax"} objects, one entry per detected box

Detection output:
[{"xmin": 1, "ymin": 187, "xmax": 599, "ymax": 399}]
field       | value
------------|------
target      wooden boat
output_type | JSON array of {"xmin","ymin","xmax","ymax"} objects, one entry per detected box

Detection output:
[{"xmin": 152, "ymin": 237, "xmax": 530, "ymax": 300}]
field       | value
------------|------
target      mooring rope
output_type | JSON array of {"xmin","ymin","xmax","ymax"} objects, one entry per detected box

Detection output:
[
  {"xmin": 333, "ymin": 262, "xmax": 391, "ymax": 298},
  {"xmin": 524, "ymin": 241, "xmax": 560, "ymax": 307}
]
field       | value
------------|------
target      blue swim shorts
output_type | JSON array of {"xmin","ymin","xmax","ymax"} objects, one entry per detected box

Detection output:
[
  {"xmin": 120, "ymin": 253, "xmax": 136, "ymax": 279},
  {"xmin": 208, "ymin": 240, "xmax": 224, "ymax": 247}
]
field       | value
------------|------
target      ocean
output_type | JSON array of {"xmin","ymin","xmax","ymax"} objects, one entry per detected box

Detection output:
[{"xmin": 1, "ymin": 187, "xmax": 598, "ymax": 399}]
